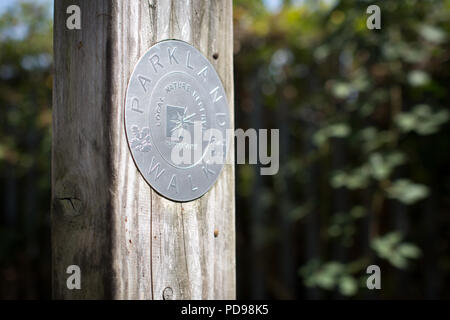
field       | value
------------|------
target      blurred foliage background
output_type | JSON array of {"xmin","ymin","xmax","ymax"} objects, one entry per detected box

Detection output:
[
  {"xmin": 0, "ymin": 1, "xmax": 52, "ymax": 298},
  {"xmin": 0, "ymin": 0, "xmax": 449, "ymax": 299},
  {"xmin": 234, "ymin": 0, "xmax": 450, "ymax": 299}
]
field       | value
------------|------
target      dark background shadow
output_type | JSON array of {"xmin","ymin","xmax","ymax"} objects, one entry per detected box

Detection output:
[{"xmin": 1, "ymin": 0, "xmax": 449, "ymax": 299}]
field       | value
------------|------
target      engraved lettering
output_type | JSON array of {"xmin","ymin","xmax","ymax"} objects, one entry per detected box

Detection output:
[
  {"xmin": 168, "ymin": 47, "xmax": 179, "ymax": 64},
  {"xmin": 202, "ymin": 162, "xmax": 216, "ymax": 180},
  {"xmin": 149, "ymin": 156, "xmax": 165, "ymax": 180},
  {"xmin": 209, "ymin": 86, "xmax": 223, "ymax": 103},
  {"xmin": 149, "ymin": 54, "xmax": 164, "ymax": 73},
  {"xmin": 155, "ymin": 97, "xmax": 164, "ymax": 126},
  {"xmin": 131, "ymin": 97, "xmax": 143, "ymax": 113},
  {"xmin": 216, "ymin": 113, "xmax": 227, "ymax": 126},
  {"xmin": 197, "ymin": 66, "xmax": 208, "ymax": 82},
  {"xmin": 186, "ymin": 51, "xmax": 194, "ymax": 70},
  {"xmin": 167, "ymin": 174, "xmax": 179, "ymax": 193},
  {"xmin": 138, "ymin": 75, "xmax": 152, "ymax": 92},
  {"xmin": 125, "ymin": 40, "xmax": 230, "ymax": 202},
  {"xmin": 188, "ymin": 174, "xmax": 199, "ymax": 192}
]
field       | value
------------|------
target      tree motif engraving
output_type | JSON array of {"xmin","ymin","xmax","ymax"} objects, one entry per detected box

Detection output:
[{"xmin": 130, "ymin": 125, "xmax": 151, "ymax": 152}]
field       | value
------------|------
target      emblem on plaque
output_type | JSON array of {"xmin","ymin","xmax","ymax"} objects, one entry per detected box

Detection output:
[{"xmin": 124, "ymin": 40, "xmax": 230, "ymax": 202}]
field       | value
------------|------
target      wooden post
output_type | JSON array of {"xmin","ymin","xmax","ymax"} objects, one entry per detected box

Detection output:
[{"xmin": 52, "ymin": 0, "xmax": 235, "ymax": 299}]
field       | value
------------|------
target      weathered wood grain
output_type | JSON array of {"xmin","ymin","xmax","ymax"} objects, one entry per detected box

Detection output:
[{"xmin": 52, "ymin": 0, "xmax": 235, "ymax": 299}]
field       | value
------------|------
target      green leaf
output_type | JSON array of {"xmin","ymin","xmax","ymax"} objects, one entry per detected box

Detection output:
[
  {"xmin": 332, "ymin": 82, "xmax": 351, "ymax": 99},
  {"xmin": 371, "ymin": 232, "xmax": 421, "ymax": 269},
  {"xmin": 389, "ymin": 253, "xmax": 409, "ymax": 269},
  {"xmin": 330, "ymin": 167, "xmax": 370, "ymax": 190},
  {"xmin": 314, "ymin": 123, "xmax": 351, "ymax": 146},
  {"xmin": 407, "ymin": 70, "xmax": 430, "ymax": 87},
  {"xmin": 339, "ymin": 276, "xmax": 358, "ymax": 296},
  {"xmin": 397, "ymin": 243, "xmax": 421, "ymax": 258},
  {"xmin": 369, "ymin": 153, "xmax": 390, "ymax": 180},
  {"xmin": 331, "ymin": 171, "xmax": 347, "ymax": 188},
  {"xmin": 395, "ymin": 105, "xmax": 449, "ymax": 135},
  {"xmin": 383, "ymin": 231, "xmax": 404, "ymax": 245},
  {"xmin": 395, "ymin": 113, "xmax": 417, "ymax": 132},
  {"xmin": 387, "ymin": 152, "xmax": 406, "ymax": 167},
  {"xmin": 313, "ymin": 129, "xmax": 328, "ymax": 146},
  {"xmin": 328, "ymin": 225, "xmax": 342, "ymax": 237},
  {"xmin": 419, "ymin": 25, "xmax": 446, "ymax": 44},
  {"xmin": 314, "ymin": 45, "xmax": 329, "ymax": 61},
  {"xmin": 315, "ymin": 273, "xmax": 336, "ymax": 289},
  {"xmin": 350, "ymin": 206, "xmax": 366, "ymax": 218},
  {"xmin": 386, "ymin": 179, "xmax": 430, "ymax": 204},
  {"xmin": 328, "ymin": 123, "xmax": 351, "ymax": 138}
]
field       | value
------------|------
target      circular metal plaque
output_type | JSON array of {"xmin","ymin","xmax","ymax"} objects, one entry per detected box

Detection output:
[{"xmin": 124, "ymin": 40, "xmax": 230, "ymax": 202}]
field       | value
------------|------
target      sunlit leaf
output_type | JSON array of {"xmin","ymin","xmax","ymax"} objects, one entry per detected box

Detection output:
[
  {"xmin": 407, "ymin": 70, "xmax": 430, "ymax": 87},
  {"xmin": 397, "ymin": 243, "xmax": 421, "ymax": 259},
  {"xmin": 419, "ymin": 25, "xmax": 446, "ymax": 44},
  {"xmin": 339, "ymin": 276, "xmax": 358, "ymax": 296},
  {"xmin": 386, "ymin": 179, "xmax": 430, "ymax": 204}
]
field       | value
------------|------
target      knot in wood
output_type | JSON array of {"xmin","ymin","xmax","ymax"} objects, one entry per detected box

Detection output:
[{"xmin": 163, "ymin": 287, "xmax": 173, "ymax": 300}]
